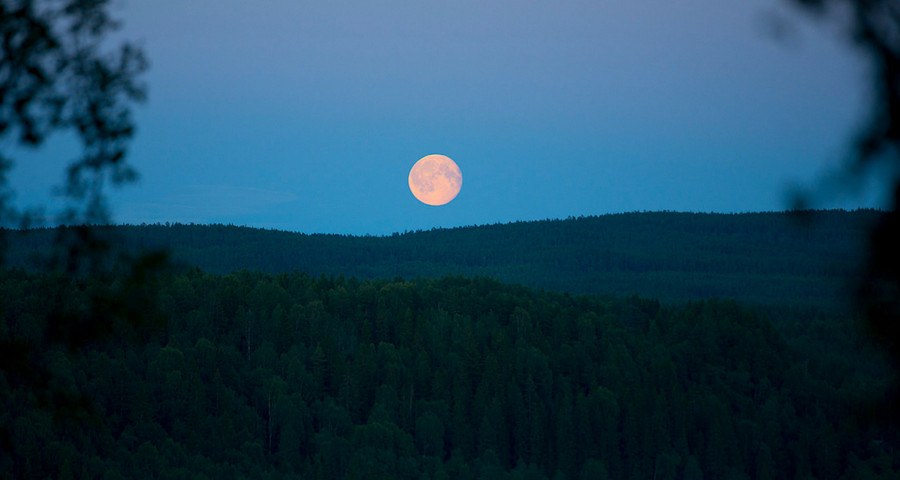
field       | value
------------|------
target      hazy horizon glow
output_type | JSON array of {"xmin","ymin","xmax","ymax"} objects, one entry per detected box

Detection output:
[{"xmin": 8, "ymin": 0, "xmax": 881, "ymax": 234}]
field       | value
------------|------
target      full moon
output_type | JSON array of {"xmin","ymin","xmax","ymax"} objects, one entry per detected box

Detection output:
[{"xmin": 408, "ymin": 154, "xmax": 462, "ymax": 206}]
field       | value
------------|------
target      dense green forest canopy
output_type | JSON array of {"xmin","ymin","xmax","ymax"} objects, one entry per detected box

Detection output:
[
  {"xmin": 4, "ymin": 210, "xmax": 881, "ymax": 307},
  {"xmin": 1, "ymin": 269, "xmax": 896, "ymax": 479}
]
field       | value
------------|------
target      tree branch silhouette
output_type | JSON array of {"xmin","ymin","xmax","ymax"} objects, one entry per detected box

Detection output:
[
  {"xmin": 790, "ymin": 0, "xmax": 900, "ymax": 415},
  {"xmin": 1, "ymin": 0, "xmax": 146, "ymax": 232},
  {"xmin": 0, "ymin": 0, "xmax": 164, "ymax": 446}
]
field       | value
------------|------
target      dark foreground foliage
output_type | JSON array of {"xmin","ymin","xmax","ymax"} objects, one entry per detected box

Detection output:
[{"xmin": 0, "ymin": 269, "xmax": 896, "ymax": 479}]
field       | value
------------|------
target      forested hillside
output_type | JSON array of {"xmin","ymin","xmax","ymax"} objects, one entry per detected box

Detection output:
[
  {"xmin": 4, "ymin": 210, "xmax": 879, "ymax": 307},
  {"xmin": 1, "ymin": 269, "xmax": 896, "ymax": 479}
]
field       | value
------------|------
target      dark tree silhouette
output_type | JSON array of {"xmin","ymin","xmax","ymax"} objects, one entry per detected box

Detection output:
[
  {"xmin": 0, "ymin": 0, "xmax": 161, "ymax": 452},
  {"xmin": 1, "ymin": 0, "xmax": 147, "ymax": 229},
  {"xmin": 789, "ymin": 0, "xmax": 900, "ymax": 415}
]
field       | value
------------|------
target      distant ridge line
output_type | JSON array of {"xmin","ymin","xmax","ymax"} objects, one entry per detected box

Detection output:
[{"xmin": 3, "ymin": 209, "xmax": 881, "ymax": 308}]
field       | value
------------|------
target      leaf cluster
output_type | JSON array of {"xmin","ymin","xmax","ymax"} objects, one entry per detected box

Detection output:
[{"xmin": 0, "ymin": 0, "xmax": 147, "ymax": 225}]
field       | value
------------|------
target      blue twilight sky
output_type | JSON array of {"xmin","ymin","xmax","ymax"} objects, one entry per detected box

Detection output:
[{"xmin": 9, "ymin": 0, "xmax": 881, "ymax": 235}]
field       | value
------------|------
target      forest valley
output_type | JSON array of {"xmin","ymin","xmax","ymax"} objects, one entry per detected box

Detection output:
[{"xmin": 1, "ymin": 211, "xmax": 898, "ymax": 479}]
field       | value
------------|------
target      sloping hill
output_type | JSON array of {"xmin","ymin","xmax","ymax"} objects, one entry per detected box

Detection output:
[
  {"xmin": 3, "ymin": 269, "xmax": 895, "ymax": 479},
  {"xmin": 4, "ymin": 210, "xmax": 880, "ymax": 307}
]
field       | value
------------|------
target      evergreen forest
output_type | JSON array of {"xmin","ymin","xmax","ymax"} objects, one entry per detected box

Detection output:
[
  {"xmin": 2, "ymin": 211, "xmax": 899, "ymax": 479},
  {"xmin": 4, "ymin": 210, "xmax": 880, "ymax": 306}
]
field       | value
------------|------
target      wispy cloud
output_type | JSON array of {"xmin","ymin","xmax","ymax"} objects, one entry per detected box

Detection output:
[{"xmin": 116, "ymin": 184, "xmax": 298, "ymax": 225}]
